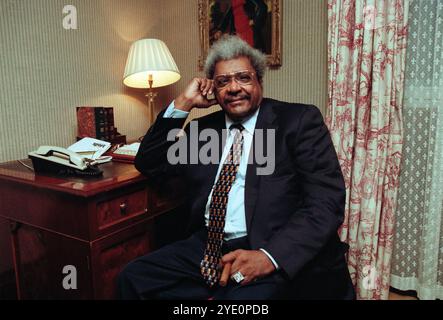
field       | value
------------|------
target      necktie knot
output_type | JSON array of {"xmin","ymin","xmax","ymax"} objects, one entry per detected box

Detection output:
[{"xmin": 230, "ymin": 123, "xmax": 245, "ymax": 132}]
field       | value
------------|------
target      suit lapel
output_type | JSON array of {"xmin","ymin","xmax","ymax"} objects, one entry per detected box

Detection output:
[
  {"xmin": 197, "ymin": 111, "xmax": 226, "ymax": 193},
  {"xmin": 245, "ymin": 99, "xmax": 278, "ymax": 232}
]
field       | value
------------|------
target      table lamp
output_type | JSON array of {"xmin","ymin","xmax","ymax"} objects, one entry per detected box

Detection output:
[{"xmin": 123, "ymin": 39, "xmax": 181, "ymax": 124}]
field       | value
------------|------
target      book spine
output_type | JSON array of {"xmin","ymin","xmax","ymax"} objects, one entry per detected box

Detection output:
[
  {"xmin": 94, "ymin": 107, "xmax": 106, "ymax": 140},
  {"xmin": 77, "ymin": 106, "xmax": 116, "ymax": 142},
  {"xmin": 77, "ymin": 107, "xmax": 96, "ymax": 138}
]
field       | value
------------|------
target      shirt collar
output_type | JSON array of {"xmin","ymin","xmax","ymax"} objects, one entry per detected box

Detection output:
[{"xmin": 225, "ymin": 106, "xmax": 260, "ymax": 135}]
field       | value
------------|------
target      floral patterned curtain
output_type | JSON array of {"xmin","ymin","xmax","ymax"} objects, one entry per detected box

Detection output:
[
  {"xmin": 390, "ymin": 0, "xmax": 443, "ymax": 300},
  {"xmin": 326, "ymin": 0, "xmax": 409, "ymax": 299}
]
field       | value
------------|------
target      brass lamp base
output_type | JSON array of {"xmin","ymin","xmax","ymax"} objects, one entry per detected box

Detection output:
[{"xmin": 145, "ymin": 87, "xmax": 157, "ymax": 125}]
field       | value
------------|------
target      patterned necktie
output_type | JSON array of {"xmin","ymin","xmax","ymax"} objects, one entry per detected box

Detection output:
[{"xmin": 200, "ymin": 123, "xmax": 245, "ymax": 287}]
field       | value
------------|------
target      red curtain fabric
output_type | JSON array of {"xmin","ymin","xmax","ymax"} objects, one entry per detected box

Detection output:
[{"xmin": 327, "ymin": 0, "xmax": 409, "ymax": 299}]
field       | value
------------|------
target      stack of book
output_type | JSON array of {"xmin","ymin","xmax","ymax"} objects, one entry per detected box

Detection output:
[{"xmin": 76, "ymin": 107, "xmax": 125, "ymax": 143}]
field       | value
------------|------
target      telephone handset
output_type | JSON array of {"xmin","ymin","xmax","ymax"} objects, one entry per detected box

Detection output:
[{"xmin": 28, "ymin": 146, "xmax": 103, "ymax": 177}]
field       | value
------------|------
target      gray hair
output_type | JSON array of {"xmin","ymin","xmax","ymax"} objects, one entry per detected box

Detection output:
[{"xmin": 204, "ymin": 35, "xmax": 267, "ymax": 82}]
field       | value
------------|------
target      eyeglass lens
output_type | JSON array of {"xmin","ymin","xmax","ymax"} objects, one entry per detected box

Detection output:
[{"xmin": 214, "ymin": 71, "xmax": 254, "ymax": 88}]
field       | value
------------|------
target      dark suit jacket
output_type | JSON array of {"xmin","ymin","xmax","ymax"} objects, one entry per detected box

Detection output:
[{"xmin": 135, "ymin": 98, "xmax": 354, "ymax": 299}]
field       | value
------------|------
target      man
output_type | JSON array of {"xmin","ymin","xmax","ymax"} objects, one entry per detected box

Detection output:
[{"xmin": 118, "ymin": 35, "xmax": 355, "ymax": 300}]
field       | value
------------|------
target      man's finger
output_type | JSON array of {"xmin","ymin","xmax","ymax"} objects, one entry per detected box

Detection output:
[
  {"xmin": 222, "ymin": 250, "xmax": 240, "ymax": 264},
  {"xmin": 208, "ymin": 81, "xmax": 215, "ymax": 96},
  {"xmin": 200, "ymin": 78, "xmax": 211, "ymax": 94},
  {"xmin": 239, "ymin": 276, "xmax": 250, "ymax": 286},
  {"xmin": 203, "ymin": 79, "xmax": 213, "ymax": 96}
]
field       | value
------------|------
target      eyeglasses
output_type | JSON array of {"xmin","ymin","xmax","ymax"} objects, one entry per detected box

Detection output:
[{"xmin": 213, "ymin": 70, "xmax": 256, "ymax": 89}]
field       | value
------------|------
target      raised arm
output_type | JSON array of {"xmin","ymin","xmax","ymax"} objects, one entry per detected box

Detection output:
[{"xmin": 135, "ymin": 77, "xmax": 217, "ymax": 179}]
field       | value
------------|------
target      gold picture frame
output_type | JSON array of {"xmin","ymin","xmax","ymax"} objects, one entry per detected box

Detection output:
[{"xmin": 198, "ymin": 0, "xmax": 282, "ymax": 70}]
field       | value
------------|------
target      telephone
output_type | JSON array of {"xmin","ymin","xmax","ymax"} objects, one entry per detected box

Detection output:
[{"xmin": 28, "ymin": 146, "xmax": 103, "ymax": 177}]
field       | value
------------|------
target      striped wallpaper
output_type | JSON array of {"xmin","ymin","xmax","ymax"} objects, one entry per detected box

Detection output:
[{"xmin": 0, "ymin": 0, "xmax": 327, "ymax": 162}]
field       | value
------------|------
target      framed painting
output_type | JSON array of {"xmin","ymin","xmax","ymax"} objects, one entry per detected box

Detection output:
[{"xmin": 198, "ymin": 0, "xmax": 282, "ymax": 70}]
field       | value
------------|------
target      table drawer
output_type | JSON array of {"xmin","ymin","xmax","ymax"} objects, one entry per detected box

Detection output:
[{"xmin": 96, "ymin": 189, "xmax": 148, "ymax": 230}]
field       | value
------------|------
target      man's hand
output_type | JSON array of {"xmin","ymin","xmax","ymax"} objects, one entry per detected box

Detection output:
[
  {"xmin": 221, "ymin": 250, "xmax": 276, "ymax": 285},
  {"xmin": 174, "ymin": 77, "xmax": 218, "ymax": 112}
]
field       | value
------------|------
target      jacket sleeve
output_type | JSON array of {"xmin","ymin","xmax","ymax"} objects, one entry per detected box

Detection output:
[
  {"xmin": 134, "ymin": 109, "xmax": 188, "ymax": 180},
  {"xmin": 262, "ymin": 105, "xmax": 346, "ymax": 279}
]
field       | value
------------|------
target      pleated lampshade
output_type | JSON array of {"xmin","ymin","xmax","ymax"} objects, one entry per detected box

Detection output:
[{"xmin": 123, "ymin": 39, "xmax": 181, "ymax": 89}]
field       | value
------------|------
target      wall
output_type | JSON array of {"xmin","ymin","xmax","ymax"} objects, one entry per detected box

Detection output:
[
  {"xmin": 0, "ymin": 0, "xmax": 164, "ymax": 162},
  {"xmin": 0, "ymin": 0, "xmax": 328, "ymax": 162}
]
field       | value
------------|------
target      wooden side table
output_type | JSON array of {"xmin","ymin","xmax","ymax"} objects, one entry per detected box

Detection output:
[{"xmin": 0, "ymin": 160, "xmax": 184, "ymax": 299}]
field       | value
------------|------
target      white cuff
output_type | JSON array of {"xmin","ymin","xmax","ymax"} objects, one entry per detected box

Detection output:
[
  {"xmin": 259, "ymin": 248, "xmax": 279, "ymax": 270},
  {"xmin": 163, "ymin": 101, "xmax": 189, "ymax": 118}
]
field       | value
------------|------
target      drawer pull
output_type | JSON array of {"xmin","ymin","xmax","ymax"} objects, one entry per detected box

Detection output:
[{"xmin": 119, "ymin": 202, "xmax": 127, "ymax": 215}]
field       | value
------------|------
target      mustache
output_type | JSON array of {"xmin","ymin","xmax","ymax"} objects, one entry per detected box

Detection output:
[{"xmin": 224, "ymin": 94, "xmax": 250, "ymax": 104}]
